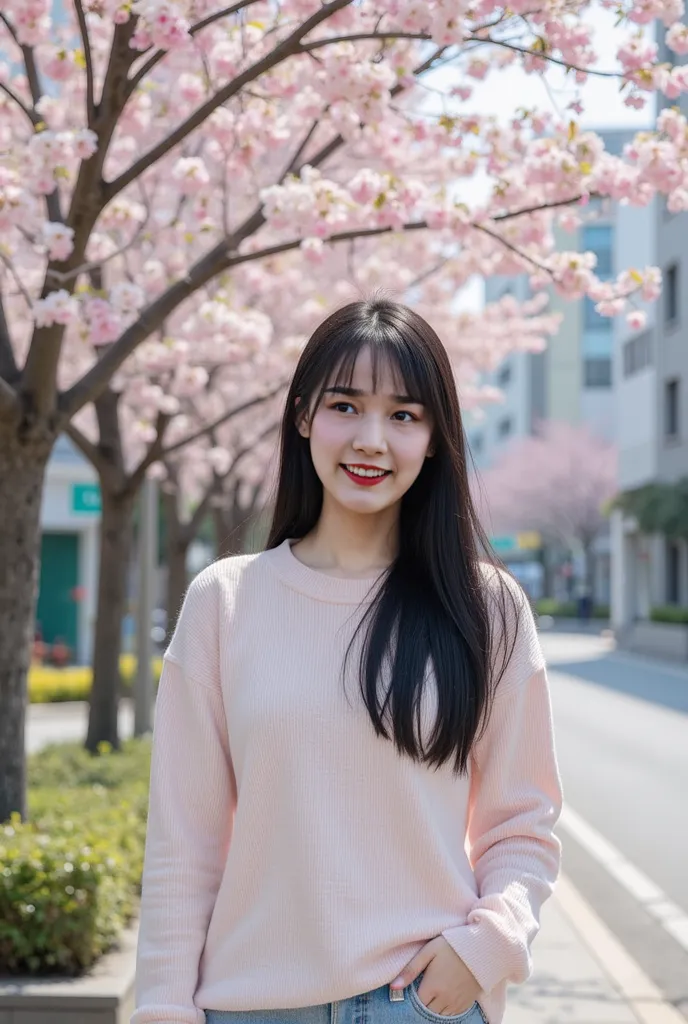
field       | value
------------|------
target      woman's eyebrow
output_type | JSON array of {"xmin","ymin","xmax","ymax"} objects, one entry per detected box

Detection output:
[{"xmin": 323, "ymin": 385, "xmax": 423, "ymax": 404}]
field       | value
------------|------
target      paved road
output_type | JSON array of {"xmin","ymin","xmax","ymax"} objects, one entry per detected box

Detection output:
[
  {"xmin": 26, "ymin": 698, "xmax": 136, "ymax": 753},
  {"xmin": 538, "ymin": 625, "xmax": 688, "ymax": 1019},
  {"xmin": 25, "ymin": 629, "xmax": 688, "ymax": 1016}
]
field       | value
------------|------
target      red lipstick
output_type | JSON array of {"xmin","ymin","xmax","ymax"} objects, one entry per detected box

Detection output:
[{"xmin": 340, "ymin": 464, "xmax": 392, "ymax": 487}]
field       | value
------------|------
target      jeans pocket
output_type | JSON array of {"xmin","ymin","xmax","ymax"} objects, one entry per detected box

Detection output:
[{"xmin": 407, "ymin": 978, "xmax": 482, "ymax": 1023}]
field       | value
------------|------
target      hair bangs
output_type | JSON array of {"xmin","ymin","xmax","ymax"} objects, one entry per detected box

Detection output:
[{"xmin": 313, "ymin": 317, "xmax": 433, "ymax": 416}]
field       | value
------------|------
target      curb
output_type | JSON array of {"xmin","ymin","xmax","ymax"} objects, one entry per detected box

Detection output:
[{"xmin": 555, "ymin": 874, "xmax": 685, "ymax": 1024}]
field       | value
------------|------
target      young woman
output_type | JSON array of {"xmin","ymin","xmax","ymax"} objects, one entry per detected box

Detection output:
[{"xmin": 131, "ymin": 298, "xmax": 563, "ymax": 1024}]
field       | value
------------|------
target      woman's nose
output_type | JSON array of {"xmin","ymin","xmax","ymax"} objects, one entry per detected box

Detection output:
[{"xmin": 353, "ymin": 417, "xmax": 388, "ymax": 453}]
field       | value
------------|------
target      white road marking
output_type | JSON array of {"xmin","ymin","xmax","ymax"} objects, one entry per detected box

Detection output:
[
  {"xmin": 555, "ymin": 874, "xmax": 686, "ymax": 1024},
  {"xmin": 559, "ymin": 804, "xmax": 688, "ymax": 955}
]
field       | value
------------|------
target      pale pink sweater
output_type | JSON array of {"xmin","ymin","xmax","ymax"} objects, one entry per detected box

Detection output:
[{"xmin": 131, "ymin": 539, "xmax": 563, "ymax": 1024}]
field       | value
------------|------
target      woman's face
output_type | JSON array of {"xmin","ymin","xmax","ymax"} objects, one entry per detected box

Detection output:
[{"xmin": 297, "ymin": 347, "xmax": 435, "ymax": 518}]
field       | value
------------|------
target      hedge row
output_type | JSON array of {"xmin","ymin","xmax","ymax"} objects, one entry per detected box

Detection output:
[
  {"xmin": 28, "ymin": 654, "xmax": 163, "ymax": 704},
  {"xmin": 650, "ymin": 604, "xmax": 688, "ymax": 624},
  {"xmin": 0, "ymin": 739, "xmax": 151, "ymax": 976},
  {"xmin": 534, "ymin": 598, "xmax": 610, "ymax": 620}
]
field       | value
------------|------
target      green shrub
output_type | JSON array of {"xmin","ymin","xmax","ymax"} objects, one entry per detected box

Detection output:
[
  {"xmin": 27, "ymin": 738, "xmax": 152, "ymax": 792},
  {"xmin": 534, "ymin": 598, "xmax": 609, "ymax": 619},
  {"xmin": 0, "ymin": 740, "xmax": 151, "ymax": 976},
  {"xmin": 650, "ymin": 604, "xmax": 688, "ymax": 624}
]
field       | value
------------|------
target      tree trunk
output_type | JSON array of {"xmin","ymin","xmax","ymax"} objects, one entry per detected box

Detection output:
[
  {"xmin": 166, "ymin": 536, "xmax": 190, "ymax": 642},
  {"xmin": 582, "ymin": 538, "xmax": 595, "ymax": 598},
  {"xmin": 161, "ymin": 489, "xmax": 188, "ymax": 642},
  {"xmin": 0, "ymin": 427, "xmax": 52, "ymax": 822},
  {"xmin": 85, "ymin": 485, "xmax": 135, "ymax": 753},
  {"xmin": 213, "ymin": 506, "xmax": 251, "ymax": 558}
]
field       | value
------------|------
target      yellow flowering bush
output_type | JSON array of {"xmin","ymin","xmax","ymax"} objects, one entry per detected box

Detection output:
[{"xmin": 28, "ymin": 656, "xmax": 163, "ymax": 703}]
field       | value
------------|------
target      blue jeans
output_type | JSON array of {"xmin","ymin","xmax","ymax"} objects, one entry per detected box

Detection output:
[{"xmin": 204, "ymin": 976, "xmax": 489, "ymax": 1024}]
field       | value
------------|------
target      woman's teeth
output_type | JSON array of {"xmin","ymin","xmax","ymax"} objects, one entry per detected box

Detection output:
[{"xmin": 343, "ymin": 465, "xmax": 388, "ymax": 478}]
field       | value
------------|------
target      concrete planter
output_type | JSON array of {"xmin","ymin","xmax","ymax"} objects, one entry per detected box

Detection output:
[
  {"xmin": 617, "ymin": 619, "xmax": 688, "ymax": 661},
  {"xmin": 0, "ymin": 918, "xmax": 137, "ymax": 1024}
]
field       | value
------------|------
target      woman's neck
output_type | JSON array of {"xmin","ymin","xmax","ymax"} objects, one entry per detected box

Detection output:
[{"xmin": 291, "ymin": 508, "xmax": 399, "ymax": 579}]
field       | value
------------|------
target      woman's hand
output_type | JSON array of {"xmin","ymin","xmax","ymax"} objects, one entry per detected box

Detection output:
[{"xmin": 390, "ymin": 936, "xmax": 481, "ymax": 1016}]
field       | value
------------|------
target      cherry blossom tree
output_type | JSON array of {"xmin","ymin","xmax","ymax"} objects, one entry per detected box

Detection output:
[
  {"xmin": 475, "ymin": 420, "xmax": 618, "ymax": 588},
  {"xmin": 159, "ymin": 393, "xmax": 282, "ymax": 639},
  {"xmin": 0, "ymin": 0, "xmax": 681, "ymax": 820}
]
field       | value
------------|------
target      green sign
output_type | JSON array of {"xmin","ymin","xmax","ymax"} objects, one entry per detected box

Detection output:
[
  {"xmin": 491, "ymin": 535, "xmax": 516, "ymax": 553},
  {"xmin": 72, "ymin": 482, "xmax": 101, "ymax": 514},
  {"xmin": 490, "ymin": 532, "xmax": 541, "ymax": 554}
]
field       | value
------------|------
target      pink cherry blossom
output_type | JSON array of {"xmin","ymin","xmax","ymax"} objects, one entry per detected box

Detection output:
[
  {"xmin": 84, "ymin": 297, "xmax": 121, "ymax": 346},
  {"xmin": 41, "ymin": 221, "xmax": 75, "ymax": 261},
  {"xmin": 627, "ymin": 309, "xmax": 648, "ymax": 330},
  {"xmin": 33, "ymin": 289, "xmax": 79, "ymax": 328}
]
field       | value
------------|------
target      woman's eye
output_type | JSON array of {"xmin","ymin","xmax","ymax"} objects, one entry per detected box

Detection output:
[
  {"xmin": 393, "ymin": 411, "xmax": 417, "ymax": 422},
  {"xmin": 332, "ymin": 402, "xmax": 355, "ymax": 413}
]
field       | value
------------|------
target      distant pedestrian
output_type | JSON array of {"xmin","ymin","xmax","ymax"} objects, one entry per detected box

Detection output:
[
  {"xmin": 133, "ymin": 298, "xmax": 563, "ymax": 1024},
  {"xmin": 575, "ymin": 580, "xmax": 593, "ymax": 624}
]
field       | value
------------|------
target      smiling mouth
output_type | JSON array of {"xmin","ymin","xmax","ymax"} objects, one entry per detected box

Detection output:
[{"xmin": 340, "ymin": 464, "xmax": 392, "ymax": 486}]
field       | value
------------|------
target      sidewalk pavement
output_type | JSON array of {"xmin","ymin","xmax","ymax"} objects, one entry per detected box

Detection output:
[{"xmin": 505, "ymin": 875, "xmax": 683, "ymax": 1024}]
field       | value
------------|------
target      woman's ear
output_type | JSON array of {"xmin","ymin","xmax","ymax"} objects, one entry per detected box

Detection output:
[{"xmin": 295, "ymin": 396, "xmax": 310, "ymax": 439}]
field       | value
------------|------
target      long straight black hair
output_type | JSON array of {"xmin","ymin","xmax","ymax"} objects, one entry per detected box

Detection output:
[{"xmin": 266, "ymin": 297, "xmax": 523, "ymax": 777}]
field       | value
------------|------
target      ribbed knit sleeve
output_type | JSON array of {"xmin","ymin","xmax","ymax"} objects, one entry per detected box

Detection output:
[
  {"xmin": 440, "ymin": 583, "xmax": 563, "ymax": 995},
  {"xmin": 131, "ymin": 567, "xmax": 237, "ymax": 1024}
]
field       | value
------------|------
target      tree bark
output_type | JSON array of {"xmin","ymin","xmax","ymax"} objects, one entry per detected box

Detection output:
[
  {"xmin": 163, "ymin": 485, "xmax": 190, "ymax": 642},
  {"xmin": 0, "ymin": 426, "xmax": 52, "ymax": 821},
  {"xmin": 213, "ymin": 505, "xmax": 253, "ymax": 558},
  {"xmin": 85, "ymin": 484, "xmax": 135, "ymax": 753},
  {"xmin": 165, "ymin": 536, "xmax": 189, "ymax": 642}
]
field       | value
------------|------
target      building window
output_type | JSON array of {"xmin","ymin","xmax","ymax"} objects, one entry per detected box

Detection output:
[
  {"xmin": 497, "ymin": 363, "xmax": 512, "ymax": 387},
  {"xmin": 582, "ymin": 224, "xmax": 613, "ymax": 277},
  {"xmin": 665, "ymin": 263, "xmax": 679, "ymax": 326},
  {"xmin": 583, "ymin": 297, "xmax": 612, "ymax": 331},
  {"xmin": 584, "ymin": 357, "xmax": 612, "ymax": 388},
  {"xmin": 623, "ymin": 330, "xmax": 653, "ymax": 377},
  {"xmin": 665, "ymin": 379, "xmax": 680, "ymax": 439},
  {"xmin": 666, "ymin": 539, "xmax": 681, "ymax": 604},
  {"xmin": 498, "ymin": 417, "xmax": 512, "ymax": 439}
]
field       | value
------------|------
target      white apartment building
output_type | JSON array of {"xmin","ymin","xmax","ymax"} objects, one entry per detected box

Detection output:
[
  {"xmin": 610, "ymin": 29, "xmax": 688, "ymax": 646},
  {"xmin": 467, "ymin": 130, "xmax": 640, "ymax": 604}
]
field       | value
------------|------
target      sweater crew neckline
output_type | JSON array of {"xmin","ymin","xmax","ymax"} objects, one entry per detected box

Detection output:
[{"xmin": 264, "ymin": 538, "xmax": 387, "ymax": 604}]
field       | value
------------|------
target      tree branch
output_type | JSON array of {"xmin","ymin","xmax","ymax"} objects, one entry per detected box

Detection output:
[
  {"xmin": 472, "ymin": 222, "xmax": 551, "ymax": 274},
  {"xmin": 0, "ymin": 375, "xmax": 19, "ymax": 422},
  {"xmin": 182, "ymin": 486, "xmax": 215, "ymax": 544},
  {"xmin": 470, "ymin": 36, "xmax": 619, "ymax": 78},
  {"xmin": 126, "ymin": 0, "xmax": 260, "ymax": 97},
  {"xmin": 226, "ymin": 221, "xmax": 431, "ymax": 267},
  {"xmin": 0, "ymin": 80, "xmax": 40, "ymax": 127},
  {"xmin": 227, "ymin": 418, "xmax": 279, "ymax": 474},
  {"xmin": 161, "ymin": 380, "xmax": 287, "ymax": 458},
  {"xmin": 298, "ymin": 31, "xmax": 433, "ymax": 53},
  {"xmin": 104, "ymin": 0, "xmax": 353, "ymax": 203},
  {"xmin": 63, "ymin": 420, "xmax": 109, "ymax": 475},
  {"xmin": 73, "ymin": 0, "xmax": 96, "ymax": 125},
  {"xmin": 493, "ymin": 194, "xmax": 590, "ymax": 221},
  {"xmin": 0, "ymin": 289, "xmax": 18, "ymax": 381},
  {"xmin": 46, "ymin": 204, "xmax": 152, "ymax": 285},
  {"xmin": 0, "ymin": 12, "xmax": 20, "ymax": 45},
  {"xmin": 21, "ymin": 42, "xmax": 43, "ymax": 108},
  {"xmin": 278, "ymin": 117, "xmax": 321, "ymax": 181},
  {"xmin": 0, "ymin": 251, "xmax": 33, "ymax": 312},
  {"xmin": 129, "ymin": 411, "xmax": 172, "ymax": 492}
]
